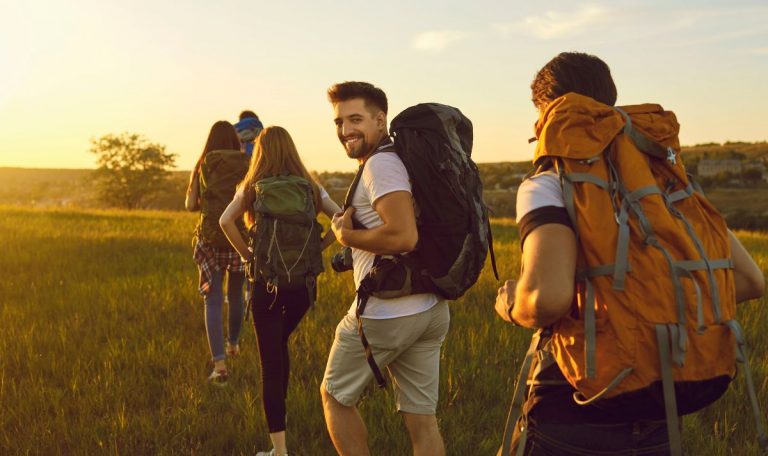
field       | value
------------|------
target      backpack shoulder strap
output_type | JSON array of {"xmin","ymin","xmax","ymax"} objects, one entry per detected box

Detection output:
[
  {"xmin": 343, "ymin": 162, "xmax": 365, "ymax": 211},
  {"xmin": 342, "ymin": 140, "xmax": 396, "ymax": 228}
]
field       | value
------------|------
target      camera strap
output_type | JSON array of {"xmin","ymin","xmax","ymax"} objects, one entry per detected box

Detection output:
[
  {"xmin": 342, "ymin": 139, "xmax": 396, "ymax": 230},
  {"xmin": 355, "ymin": 258, "xmax": 388, "ymax": 389}
]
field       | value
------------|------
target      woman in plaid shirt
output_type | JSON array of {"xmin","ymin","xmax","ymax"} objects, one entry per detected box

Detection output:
[{"xmin": 185, "ymin": 121, "xmax": 249, "ymax": 386}]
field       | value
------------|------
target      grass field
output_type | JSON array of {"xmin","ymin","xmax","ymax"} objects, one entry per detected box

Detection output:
[{"xmin": 0, "ymin": 206, "xmax": 767, "ymax": 455}]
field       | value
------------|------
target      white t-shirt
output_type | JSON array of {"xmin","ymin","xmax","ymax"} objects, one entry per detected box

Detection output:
[
  {"xmin": 346, "ymin": 151, "xmax": 440, "ymax": 319},
  {"xmin": 515, "ymin": 170, "xmax": 576, "ymax": 249},
  {"xmin": 515, "ymin": 171, "xmax": 565, "ymax": 222}
]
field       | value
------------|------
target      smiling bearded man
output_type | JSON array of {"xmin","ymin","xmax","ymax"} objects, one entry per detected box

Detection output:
[{"xmin": 319, "ymin": 81, "xmax": 450, "ymax": 456}]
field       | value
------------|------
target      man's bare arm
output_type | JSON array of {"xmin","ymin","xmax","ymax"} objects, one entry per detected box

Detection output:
[
  {"xmin": 729, "ymin": 229, "xmax": 765, "ymax": 302},
  {"xmin": 509, "ymin": 224, "xmax": 577, "ymax": 328},
  {"xmin": 331, "ymin": 191, "xmax": 417, "ymax": 255}
]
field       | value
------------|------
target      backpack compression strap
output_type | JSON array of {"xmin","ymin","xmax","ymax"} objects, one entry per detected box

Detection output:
[{"xmin": 341, "ymin": 139, "xmax": 396, "ymax": 224}]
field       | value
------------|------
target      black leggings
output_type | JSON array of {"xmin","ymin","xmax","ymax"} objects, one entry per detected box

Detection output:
[{"xmin": 250, "ymin": 282, "xmax": 312, "ymax": 433}]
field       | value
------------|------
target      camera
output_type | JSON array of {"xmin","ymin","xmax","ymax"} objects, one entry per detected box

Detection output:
[{"xmin": 331, "ymin": 246, "xmax": 354, "ymax": 273}]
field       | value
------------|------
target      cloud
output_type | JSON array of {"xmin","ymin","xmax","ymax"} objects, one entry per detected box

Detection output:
[
  {"xmin": 411, "ymin": 30, "xmax": 467, "ymax": 52},
  {"xmin": 494, "ymin": 5, "xmax": 609, "ymax": 39}
]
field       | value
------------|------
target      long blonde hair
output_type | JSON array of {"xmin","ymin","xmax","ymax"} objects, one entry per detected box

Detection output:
[{"xmin": 239, "ymin": 126, "xmax": 322, "ymax": 227}]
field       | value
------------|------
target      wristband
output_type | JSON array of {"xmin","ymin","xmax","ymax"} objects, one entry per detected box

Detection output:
[{"xmin": 506, "ymin": 303, "xmax": 521, "ymax": 326}]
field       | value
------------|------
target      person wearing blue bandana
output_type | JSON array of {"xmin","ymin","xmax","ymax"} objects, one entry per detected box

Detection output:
[{"xmin": 234, "ymin": 110, "xmax": 264, "ymax": 158}]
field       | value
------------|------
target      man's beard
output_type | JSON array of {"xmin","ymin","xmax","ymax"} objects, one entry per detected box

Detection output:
[{"xmin": 342, "ymin": 136, "xmax": 376, "ymax": 159}]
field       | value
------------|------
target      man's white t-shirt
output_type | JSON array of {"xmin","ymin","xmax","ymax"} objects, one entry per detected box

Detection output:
[
  {"xmin": 346, "ymin": 151, "xmax": 440, "ymax": 319},
  {"xmin": 515, "ymin": 171, "xmax": 564, "ymax": 222}
]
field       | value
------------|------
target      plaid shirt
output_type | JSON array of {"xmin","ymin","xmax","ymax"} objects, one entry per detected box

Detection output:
[{"xmin": 193, "ymin": 240, "xmax": 246, "ymax": 295}]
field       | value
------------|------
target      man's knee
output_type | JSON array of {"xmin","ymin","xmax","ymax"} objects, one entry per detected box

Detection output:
[
  {"xmin": 401, "ymin": 412, "xmax": 438, "ymax": 435},
  {"xmin": 320, "ymin": 380, "xmax": 344, "ymax": 412},
  {"xmin": 320, "ymin": 381, "xmax": 332, "ymax": 406}
]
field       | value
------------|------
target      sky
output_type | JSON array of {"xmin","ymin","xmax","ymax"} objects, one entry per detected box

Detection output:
[{"xmin": 0, "ymin": 0, "xmax": 766, "ymax": 174}]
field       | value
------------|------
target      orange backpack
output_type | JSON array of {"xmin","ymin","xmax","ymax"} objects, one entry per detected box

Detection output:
[{"xmin": 500, "ymin": 93, "xmax": 766, "ymax": 456}]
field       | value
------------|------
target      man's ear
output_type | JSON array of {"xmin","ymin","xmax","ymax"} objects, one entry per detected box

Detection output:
[{"xmin": 376, "ymin": 111, "xmax": 386, "ymax": 130}]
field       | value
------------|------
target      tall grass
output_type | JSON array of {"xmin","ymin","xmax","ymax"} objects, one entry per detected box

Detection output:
[{"xmin": 0, "ymin": 207, "xmax": 766, "ymax": 454}]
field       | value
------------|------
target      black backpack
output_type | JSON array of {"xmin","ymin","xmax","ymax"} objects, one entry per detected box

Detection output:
[{"xmin": 346, "ymin": 103, "xmax": 498, "ymax": 387}]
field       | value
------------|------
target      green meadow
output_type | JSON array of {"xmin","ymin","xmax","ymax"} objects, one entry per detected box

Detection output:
[{"xmin": 1, "ymin": 206, "xmax": 767, "ymax": 455}]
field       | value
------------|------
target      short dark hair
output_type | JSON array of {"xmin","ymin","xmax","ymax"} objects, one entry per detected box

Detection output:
[
  {"xmin": 531, "ymin": 52, "xmax": 617, "ymax": 110},
  {"xmin": 327, "ymin": 81, "xmax": 388, "ymax": 114},
  {"xmin": 239, "ymin": 110, "xmax": 259, "ymax": 121}
]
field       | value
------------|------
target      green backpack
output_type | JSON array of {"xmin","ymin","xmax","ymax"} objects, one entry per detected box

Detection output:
[
  {"xmin": 247, "ymin": 175, "xmax": 324, "ymax": 303},
  {"xmin": 197, "ymin": 149, "xmax": 250, "ymax": 248}
]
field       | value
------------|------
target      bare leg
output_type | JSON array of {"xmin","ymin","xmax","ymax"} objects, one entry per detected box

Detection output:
[
  {"xmin": 402, "ymin": 412, "xmax": 445, "ymax": 456},
  {"xmin": 320, "ymin": 383, "xmax": 371, "ymax": 456},
  {"xmin": 269, "ymin": 431, "xmax": 287, "ymax": 455}
]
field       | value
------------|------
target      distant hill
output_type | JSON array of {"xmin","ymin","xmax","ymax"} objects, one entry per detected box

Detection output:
[
  {"xmin": 680, "ymin": 141, "xmax": 768, "ymax": 173},
  {"xmin": 681, "ymin": 141, "xmax": 768, "ymax": 161},
  {"xmin": 0, "ymin": 168, "xmax": 189, "ymax": 211},
  {"xmin": 2, "ymin": 141, "xmax": 767, "ymax": 228}
]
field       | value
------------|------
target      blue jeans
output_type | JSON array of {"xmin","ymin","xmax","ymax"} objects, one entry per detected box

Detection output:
[
  {"xmin": 204, "ymin": 269, "xmax": 245, "ymax": 362},
  {"xmin": 512, "ymin": 416, "xmax": 670, "ymax": 455}
]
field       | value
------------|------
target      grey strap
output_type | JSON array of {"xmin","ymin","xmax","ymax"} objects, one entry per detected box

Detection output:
[
  {"xmin": 667, "ymin": 322, "xmax": 688, "ymax": 368},
  {"xmin": 584, "ymin": 278, "xmax": 596, "ymax": 378},
  {"xmin": 612, "ymin": 185, "xmax": 662, "ymax": 290},
  {"xmin": 687, "ymin": 174, "xmax": 705, "ymax": 195},
  {"xmin": 673, "ymin": 265, "xmax": 705, "ymax": 333},
  {"xmin": 667, "ymin": 184, "xmax": 694, "ymax": 203},
  {"xmin": 514, "ymin": 420, "xmax": 528, "ymax": 456},
  {"xmin": 672, "ymin": 257, "xmax": 733, "ymax": 332},
  {"xmin": 500, "ymin": 331, "xmax": 541, "ymax": 456},
  {"xmin": 615, "ymin": 107, "xmax": 678, "ymax": 164},
  {"xmin": 583, "ymin": 263, "xmax": 632, "ymax": 278},
  {"xmin": 667, "ymin": 204, "xmax": 724, "ymax": 323},
  {"xmin": 674, "ymin": 258, "xmax": 733, "ymax": 272},
  {"xmin": 558, "ymin": 161, "xmax": 580, "ymax": 240},
  {"xmin": 627, "ymin": 186, "xmax": 661, "ymax": 245},
  {"xmin": 648, "ymin": 237, "xmax": 689, "ymax": 356},
  {"xmin": 724, "ymin": 320, "xmax": 768, "ymax": 450},
  {"xmin": 564, "ymin": 172, "xmax": 611, "ymax": 190},
  {"xmin": 612, "ymin": 199, "xmax": 632, "ymax": 290},
  {"xmin": 626, "ymin": 185, "xmax": 663, "ymax": 203},
  {"xmin": 655, "ymin": 324, "xmax": 683, "ymax": 456},
  {"xmin": 572, "ymin": 367, "xmax": 633, "ymax": 405}
]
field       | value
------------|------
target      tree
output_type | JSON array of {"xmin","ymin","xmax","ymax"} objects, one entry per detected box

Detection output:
[{"xmin": 90, "ymin": 133, "xmax": 177, "ymax": 209}]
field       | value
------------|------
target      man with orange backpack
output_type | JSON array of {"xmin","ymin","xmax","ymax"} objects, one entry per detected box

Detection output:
[{"xmin": 495, "ymin": 52, "xmax": 766, "ymax": 455}]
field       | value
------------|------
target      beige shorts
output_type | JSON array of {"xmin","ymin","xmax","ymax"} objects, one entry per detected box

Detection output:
[{"xmin": 321, "ymin": 301, "xmax": 450, "ymax": 415}]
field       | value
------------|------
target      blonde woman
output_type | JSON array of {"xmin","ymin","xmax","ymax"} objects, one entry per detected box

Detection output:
[{"xmin": 220, "ymin": 126, "xmax": 340, "ymax": 456}]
